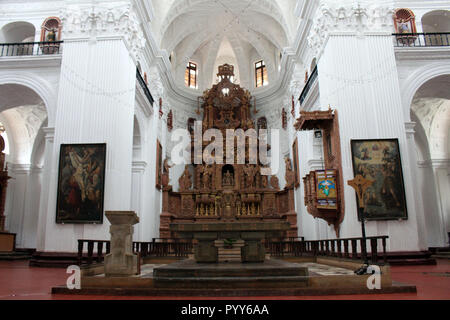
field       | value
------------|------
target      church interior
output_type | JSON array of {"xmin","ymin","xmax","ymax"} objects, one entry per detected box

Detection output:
[{"xmin": 0, "ymin": 0, "xmax": 449, "ymax": 300}]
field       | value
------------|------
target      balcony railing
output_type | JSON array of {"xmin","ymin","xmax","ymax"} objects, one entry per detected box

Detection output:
[
  {"xmin": 136, "ymin": 68, "xmax": 155, "ymax": 105},
  {"xmin": 299, "ymin": 65, "xmax": 318, "ymax": 105},
  {"xmin": 393, "ymin": 32, "xmax": 450, "ymax": 47},
  {"xmin": 0, "ymin": 41, "xmax": 63, "ymax": 57}
]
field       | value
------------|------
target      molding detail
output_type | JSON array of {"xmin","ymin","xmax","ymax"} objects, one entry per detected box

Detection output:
[
  {"xmin": 404, "ymin": 121, "xmax": 416, "ymax": 136},
  {"xmin": 60, "ymin": 2, "xmax": 145, "ymax": 62},
  {"xmin": 308, "ymin": 2, "xmax": 394, "ymax": 59}
]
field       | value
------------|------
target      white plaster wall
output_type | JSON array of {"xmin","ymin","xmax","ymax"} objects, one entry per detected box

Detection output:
[{"xmin": 36, "ymin": 38, "xmax": 136, "ymax": 252}]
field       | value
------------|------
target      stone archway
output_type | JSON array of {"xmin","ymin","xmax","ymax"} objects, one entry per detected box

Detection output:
[
  {"xmin": 410, "ymin": 74, "xmax": 450, "ymax": 247},
  {"xmin": 0, "ymin": 83, "xmax": 49, "ymax": 249}
]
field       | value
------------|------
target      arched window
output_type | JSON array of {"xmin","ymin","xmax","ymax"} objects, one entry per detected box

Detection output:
[
  {"xmin": 185, "ymin": 62, "xmax": 198, "ymax": 89},
  {"xmin": 255, "ymin": 60, "xmax": 268, "ymax": 87},
  {"xmin": 40, "ymin": 17, "xmax": 62, "ymax": 42},
  {"xmin": 393, "ymin": 8, "xmax": 417, "ymax": 34}
]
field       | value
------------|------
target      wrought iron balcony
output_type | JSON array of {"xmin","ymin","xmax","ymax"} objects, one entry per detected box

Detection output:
[
  {"xmin": 393, "ymin": 32, "xmax": 450, "ymax": 47},
  {"xmin": 0, "ymin": 41, "xmax": 63, "ymax": 57},
  {"xmin": 136, "ymin": 68, "xmax": 155, "ymax": 106},
  {"xmin": 299, "ymin": 65, "xmax": 318, "ymax": 105}
]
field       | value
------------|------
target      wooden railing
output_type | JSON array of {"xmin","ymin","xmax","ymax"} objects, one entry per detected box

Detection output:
[
  {"xmin": 78, "ymin": 235, "xmax": 387, "ymax": 266},
  {"xmin": 266, "ymin": 235, "xmax": 388, "ymax": 264},
  {"xmin": 77, "ymin": 238, "xmax": 193, "ymax": 265}
]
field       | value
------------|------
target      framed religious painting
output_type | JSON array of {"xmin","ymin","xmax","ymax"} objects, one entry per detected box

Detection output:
[
  {"xmin": 292, "ymin": 137, "xmax": 300, "ymax": 188},
  {"xmin": 350, "ymin": 139, "xmax": 407, "ymax": 221},
  {"xmin": 155, "ymin": 139, "xmax": 162, "ymax": 190},
  {"xmin": 56, "ymin": 143, "xmax": 106, "ymax": 224}
]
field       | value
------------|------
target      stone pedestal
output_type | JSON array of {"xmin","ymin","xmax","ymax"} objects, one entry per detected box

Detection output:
[{"xmin": 104, "ymin": 211, "xmax": 139, "ymax": 277}]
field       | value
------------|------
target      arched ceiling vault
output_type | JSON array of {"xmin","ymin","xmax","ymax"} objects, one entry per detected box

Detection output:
[{"xmin": 157, "ymin": 0, "xmax": 292, "ymax": 91}]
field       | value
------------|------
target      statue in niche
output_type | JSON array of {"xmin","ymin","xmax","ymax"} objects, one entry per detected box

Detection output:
[
  {"xmin": 270, "ymin": 175, "xmax": 280, "ymax": 190},
  {"xmin": 223, "ymin": 170, "xmax": 234, "ymax": 186},
  {"xmin": 261, "ymin": 174, "xmax": 268, "ymax": 189},
  {"xmin": 243, "ymin": 164, "xmax": 254, "ymax": 188},
  {"xmin": 46, "ymin": 28, "xmax": 57, "ymax": 41},
  {"xmin": 162, "ymin": 158, "xmax": 172, "ymax": 187},
  {"xmin": 202, "ymin": 165, "xmax": 213, "ymax": 189},
  {"xmin": 398, "ymin": 19, "xmax": 410, "ymax": 33},
  {"xmin": 178, "ymin": 165, "xmax": 192, "ymax": 192},
  {"xmin": 285, "ymin": 157, "xmax": 295, "ymax": 189}
]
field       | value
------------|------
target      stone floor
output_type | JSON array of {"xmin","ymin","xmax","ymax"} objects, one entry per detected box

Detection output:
[{"xmin": 0, "ymin": 259, "xmax": 449, "ymax": 299}]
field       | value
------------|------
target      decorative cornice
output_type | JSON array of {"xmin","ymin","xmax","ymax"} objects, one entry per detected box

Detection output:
[
  {"xmin": 132, "ymin": 161, "xmax": 147, "ymax": 173},
  {"xmin": 308, "ymin": 2, "xmax": 394, "ymax": 59},
  {"xmin": 42, "ymin": 127, "xmax": 55, "ymax": 142},
  {"xmin": 404, "ymin": 121, "xmax": 416, "ymax": 136},
  {"xmin": 395, "ymin": 47, "xmax": 450, "ymax": 61},
  {"xmin": 417, "ymin": 159, "xmax": 450, "ymax": 169},
  {"xmin": 60, "ymin": 2, "xmax": 145, "ymax": 62},
  {"xmin": 10, "ymin": 163, "xmax": 32, "ymax": 174}
]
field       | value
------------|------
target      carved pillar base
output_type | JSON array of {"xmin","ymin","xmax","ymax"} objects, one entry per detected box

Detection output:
[{"xmin": 104, "ymin": 211, "xmax": 139, "ymax": 277}]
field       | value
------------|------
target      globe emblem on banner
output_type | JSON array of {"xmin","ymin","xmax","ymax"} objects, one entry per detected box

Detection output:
[{"xmin": 318, "ymin": 180, "xmax": 336, "ymax": 197}]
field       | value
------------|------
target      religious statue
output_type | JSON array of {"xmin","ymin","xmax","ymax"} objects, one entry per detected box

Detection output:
[
  {"xmin": 167, "ymin": 110, "xmax": 173, "ymax": 131},
  {"xmin": 270, "ymin": 175, "xmax": 280, "ymax": 190},
  {"xmin": 223, "ymin": 170, "xmax": 234, "ymax": 186},
  {"xmin": 201, "ymin": 165, "xmax": 213, "ymax": 189},
  {"xmin": 285, "ymin": 157, "xmax": 295, "ymax": 188},
  {"xmin": 178, "ymin": 165, "xmax": 192, "ymax": 192},
  {"xmin": 243, "ymin": 164, "xmax": 256, "ymax": 188},
  {"xmin": 46, "ymin": 28, "xmax": 56, "ymax": 41},
  {"xmin": 162, "ymin": 158, "xmax": 172, "ymax": 187},
  {"xmin": 398, "ymin": 19, "xmax": 410, "ymax": 33},
  {"xmin": 261, "ymin": 174, "xmax": 268, "ymax": 189}
]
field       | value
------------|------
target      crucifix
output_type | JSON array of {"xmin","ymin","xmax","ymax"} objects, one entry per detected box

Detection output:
[{"xmin": 348, "ymin": 174, "xmax": 374, "ymax": 275}]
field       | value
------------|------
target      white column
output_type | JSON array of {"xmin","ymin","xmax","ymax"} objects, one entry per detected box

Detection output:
[
  {"xmin": 7, "ymin": 164, "xmax": 31, "ymax": 248},
  {"xmin": 37, "ymin": 3, "xmax": 145, "ymax": 252},
  {"xmin": 430, "ymin": 159, "xmax": 450, "ymax": 246},
  {"xmin": 309, "ymin": 1, "xmax": 426, "ymax": 251},
  {"xmin": 36, "ymin": 127, "xmax": 54, "ymax": 251},
  {"xmin": 131, "ymin": 161, "xmax": 146, "ymax": 241}
]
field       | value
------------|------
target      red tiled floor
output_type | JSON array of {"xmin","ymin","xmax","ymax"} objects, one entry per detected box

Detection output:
[{"xmin": 0, "ymin": 259, "xmax": 449, "ymax": 300}]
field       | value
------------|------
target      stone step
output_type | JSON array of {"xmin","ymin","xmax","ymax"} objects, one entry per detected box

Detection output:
[
  {"xmin": 153, "ymin": 275, "xmax": 310, "ymax": 289},
  {"xmin": 153, "ymin": 259, "xmax": 308, "ymax": 278}
]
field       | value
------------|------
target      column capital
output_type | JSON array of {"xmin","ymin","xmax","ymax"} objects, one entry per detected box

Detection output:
[
  {"xmin": 10, "ymin": 163, "xmax": 32, "ymax": 174},
  {"xmin": 60, "ymin": 2, "xmax": 145, "ymax": 62},
  {"xmin": 132, "ymin": 161, "xmax": 147, "ymax": 173},
  {"xmin": 405, "ymin": 121, "xmax": 416, "ymax": 136},
  {"xmin": 42, "ymin": 127, "xmax": 55, "ymax": 142},
  {"xmin": 308, "ymin": 1, "xmax": 394, "ymax": 59}
]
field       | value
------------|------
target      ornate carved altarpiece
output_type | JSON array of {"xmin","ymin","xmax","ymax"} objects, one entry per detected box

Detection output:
[{"xmin": 159, "ymin": 64, "xmax": 298, "ymax": 239}]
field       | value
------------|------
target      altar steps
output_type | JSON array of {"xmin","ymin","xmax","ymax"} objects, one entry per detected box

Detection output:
[{"xmin": 0, "ymin": 249, "xmax": 34, "ymax": 261}]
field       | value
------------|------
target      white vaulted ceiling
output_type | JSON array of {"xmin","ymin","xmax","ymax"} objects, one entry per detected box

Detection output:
[{"xmin": 150, "ymin": 0, "xmax": 298, "ymax": 92}]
